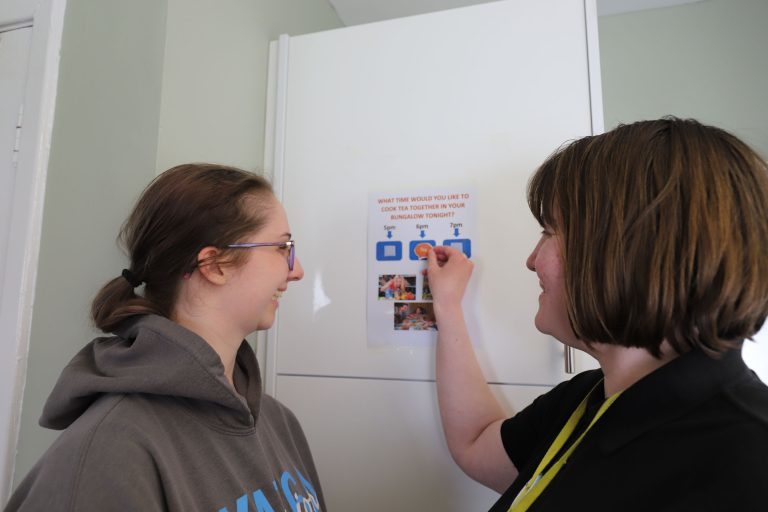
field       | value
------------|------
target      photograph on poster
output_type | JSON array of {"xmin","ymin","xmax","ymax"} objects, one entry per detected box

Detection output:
[
  {"xmin": 421, "ymin": 268, "xmax": 433, "ymax": 300},
  {"xmin": 378, "ymin": 274, "xmax": 416, "ymax": 300},
  {"xmin": 394, "ymin": 302, "xmax": 437, "ymax": 331}
]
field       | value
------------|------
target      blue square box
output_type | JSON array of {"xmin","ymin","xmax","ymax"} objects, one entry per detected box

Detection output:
[
  {"xmin": 442, "ymin": 239, "xmax": 471, "ymax": 258},
  {"xmin": 376, "ymin": 241, "xmax": 403, "ymax": 261}
]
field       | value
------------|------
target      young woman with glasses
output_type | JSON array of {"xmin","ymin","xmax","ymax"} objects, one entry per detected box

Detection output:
[{"xmin": 6, "ymin": 164, "xmax": 322, "ymax": 511}]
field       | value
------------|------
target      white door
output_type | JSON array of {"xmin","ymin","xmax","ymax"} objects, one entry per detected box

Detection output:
[
  {"xmin": 0, "ymin": 24, "xmax": 33, "ymax": 502},
  {"xmin": 0, "ymin": 27, "xmax": 32, "ymax": 306},
  {"xmin": 267, "ymin": 0, "xmax": 601, "ymax": 387},
  {"xmin": 0, "ymin": 0, "xmax": 65, "ymax": 501},
  {"xmin": 265, "ymin": 1, "xmax": 601, "ymax": 509}
]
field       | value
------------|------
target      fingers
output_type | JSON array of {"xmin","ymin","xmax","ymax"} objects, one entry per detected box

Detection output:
[
  {"xmin": 426, "ymin": 246, "xmax": 473, "ymax": 283},
  {"xmin": 427, "ymin": 244, "xmax": 440, "ymax": 269},
  {"xmin": 433, "ymin": 245, "xmax": 451, "ymax": 260},
  {"xmin": 429, "ymin": 245, "xmax": 467, "ymax": 267},
  {"xmin": 426, "ymin": 246, "xmax": 473, "ymax": 305},
  {"xmin": 427, "ymin": 246, "xmax": 449, "ymax": 270}
]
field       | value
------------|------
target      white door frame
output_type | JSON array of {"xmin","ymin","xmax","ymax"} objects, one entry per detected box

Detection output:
[{"xmin": 0, "ymin": 0, "xmax": 65, "ymax": 503}]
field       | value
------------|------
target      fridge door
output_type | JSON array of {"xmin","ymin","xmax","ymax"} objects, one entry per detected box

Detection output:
[{"xmin": 267, "ymin": 0, "xmax": 601, "ymax": 388}]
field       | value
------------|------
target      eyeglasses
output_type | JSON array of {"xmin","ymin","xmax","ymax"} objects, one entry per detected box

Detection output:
[{"xmin": 226, "ymin": 240, "xmax": 296, "ymax": 271}]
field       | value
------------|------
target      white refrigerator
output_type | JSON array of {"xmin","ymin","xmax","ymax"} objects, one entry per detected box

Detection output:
[{"xmin": 263, "ymin": 0, "xmax": 602, "ymax": 509}]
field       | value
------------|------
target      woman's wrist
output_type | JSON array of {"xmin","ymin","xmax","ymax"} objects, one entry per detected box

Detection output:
[{"xmin": 434, "ymin": 300, "xmax": 464, "ymax": 318}]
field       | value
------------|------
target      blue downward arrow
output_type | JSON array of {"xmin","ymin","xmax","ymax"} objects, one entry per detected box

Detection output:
[
  {"xmin": 420, "ymin": 230, "xmax": 426, "ymax": 238},
  {"xmin": 454, "ymin": 228, "xmax": 460, "ymax": 237},
  {"xmin": 387, "ymin": 231, "xmax": 392, "ymax": 239}
]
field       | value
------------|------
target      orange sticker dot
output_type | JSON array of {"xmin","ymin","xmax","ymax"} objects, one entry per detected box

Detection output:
[{"xmin": 414, "ymin": 243, "xmax": 432, "ymax": 259}]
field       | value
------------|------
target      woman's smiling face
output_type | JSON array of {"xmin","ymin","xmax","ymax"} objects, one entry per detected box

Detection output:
[
  {"xmin": 526, "ymin": 229, "xmax": 577, "ymax": 346},
  {"xmin": 225, "ymin": 195, "xmax": 304, "ymax": 333}
]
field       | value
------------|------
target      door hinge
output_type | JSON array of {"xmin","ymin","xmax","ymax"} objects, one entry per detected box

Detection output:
[{"xmin": 12, "ymin": 104, "xmax": 23, "ymax": 167}]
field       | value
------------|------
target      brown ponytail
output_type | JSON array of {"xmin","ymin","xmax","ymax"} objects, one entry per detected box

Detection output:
[
  {"xmin": 91, "ymin": 163, "xmax": 274, "ymax": 333},
  {"xmin": 91, "ymin": 276, "xmax": 162, "ymax": 333}
]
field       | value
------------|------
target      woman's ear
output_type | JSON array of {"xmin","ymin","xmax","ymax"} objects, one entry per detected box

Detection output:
[{"xmin": 196, "ymin": 246, "xmax": 228, "ymax": 285}]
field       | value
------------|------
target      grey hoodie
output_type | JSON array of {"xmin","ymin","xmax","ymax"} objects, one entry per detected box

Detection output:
[{"xmin": 5, "ymin": 315, "xmax": 324, "ymax": 512}]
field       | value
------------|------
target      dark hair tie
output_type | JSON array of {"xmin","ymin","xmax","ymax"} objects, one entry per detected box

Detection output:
[{"xmin": 121, "ymin": 269, "xmax": 143, "ymax": 288}]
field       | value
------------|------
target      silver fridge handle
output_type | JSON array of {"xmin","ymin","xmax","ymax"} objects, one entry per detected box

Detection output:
[{"xmin": 564, "ymin": 346, "xmax": 576, "ymax": 374}]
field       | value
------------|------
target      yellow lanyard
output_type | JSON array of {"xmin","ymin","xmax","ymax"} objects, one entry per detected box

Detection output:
[{"xmin": 507, "ymin": 381, "xmax": 622, "ymax": 512}]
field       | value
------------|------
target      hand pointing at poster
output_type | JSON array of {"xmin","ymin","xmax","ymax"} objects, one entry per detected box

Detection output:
[
  {"xmin": 427, "ymin": 245, "xmax": 520, "ymax": 493},
  {"xmin": 426, "ymin": 245, "xmax": 473, "ymax": 306}
]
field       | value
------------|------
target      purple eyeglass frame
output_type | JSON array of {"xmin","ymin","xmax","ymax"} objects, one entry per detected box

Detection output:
[{"xmin": 226, "ymin": 240, "xmax": 295, "ymax": 270}]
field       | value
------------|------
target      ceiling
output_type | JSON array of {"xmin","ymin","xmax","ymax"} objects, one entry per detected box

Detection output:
[{"xmin": 327, "ymin": 0, "xmax": 707, "ymax": 26}]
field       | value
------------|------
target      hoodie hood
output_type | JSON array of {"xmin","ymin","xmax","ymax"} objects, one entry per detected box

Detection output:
[{"xmin": 41, "ymin": 315, "xmax": 262, "ymax": 431}]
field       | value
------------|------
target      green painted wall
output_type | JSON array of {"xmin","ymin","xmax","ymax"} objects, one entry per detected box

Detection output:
[
  {"xmin": 599, "ymin": 0, "xmax": 768, "ymax": 156},
  {"xmin": 14, "ymin": 0, "xmax": 341, "ymax": 488},
  {"xmin": 155, "ymin": 0, "xmax": 343, "ymax": 171},
  {"xmin": 14, "ymin": 0, "xmax": 168, "ymax": 485}
]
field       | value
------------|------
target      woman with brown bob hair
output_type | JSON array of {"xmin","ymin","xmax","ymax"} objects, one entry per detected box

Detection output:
[
  {"xmin": 6, "ymin": 164, "xmax": 324, "ymax": 511},
  {"xmin": 427, "ymin": 117, "xmax": 768, "ymax": 511}
]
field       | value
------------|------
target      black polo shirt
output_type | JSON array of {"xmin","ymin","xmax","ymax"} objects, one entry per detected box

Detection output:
[{"xmin": 490, "ymin": 349, "xmax": 768, "ymax": 512}]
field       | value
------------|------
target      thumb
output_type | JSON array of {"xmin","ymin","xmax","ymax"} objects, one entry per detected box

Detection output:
[{"xmin": 427, "ymin": 247, "xmax": 439, "ymax": 271}]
